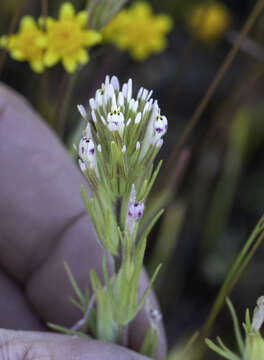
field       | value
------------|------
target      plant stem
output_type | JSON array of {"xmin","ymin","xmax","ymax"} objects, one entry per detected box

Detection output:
[
  {"xmin": 0, "ymin": 0, "xmax": 22, "ymax": 77},
  {"xmin": 161, "ymin": 0, "xmax": 264, "ymax": 185},
  {"xmin": 53, "ymin": 73, "xmax": 77, "ymax": 138},
  {"xmin": 117, "ymin": 324, "xmax": 128, "ymax": 347},
  {"xmin": 71, "ymin": 295, "xmax": 96, "ymax": 332},
  {"xmin": 197, "ymin": 219, "xmax": 264, "ymax": 359},
  {"xmin": 41, "ymin": 0, "xmax": 48, "ymax": 27},
  {"xmin": 38, "ymin": 70, "xmax": 49, "ymax": 118}
]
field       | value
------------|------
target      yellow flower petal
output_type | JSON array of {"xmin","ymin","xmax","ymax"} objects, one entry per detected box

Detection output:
[
  {"xmin": 59, "ymin": 2, "xmax": 75, "ymax": 20},
  {"xmin": 10, "ymin": 49, "xmax": 25, "ymax": 61},
  {"xmin": 188, "ymin": 3, "xmax": 231, "ymax": 43},
  {"xmin": 151, "ymin": 38, "xmax": 166, "ymax": 52},
  {"xmin": 156, "ymin": 15, "xmax": 173, "ymax": 32},
  {"xmin": 30, "ymin": 58, "xmax": 44, "ymax": 73},
  {"xmin": 100, "ymin": 1, "xmax": 172, "ymax": 61},
  {"xmin": 44, "ymin": 50, "xmax": 59, "ymax": 66},
  {"xmin": 84, "ymin": 30, "xmax": 102, "ymax": 46},
  {"xmin": 132, "ymin": 2, "xmax": 151, "ymax": 17},
  {"xmin": 20, "ymin": 16, "xmax": 37, "ymax": 30},
  {"xmin": 8, "ymin": 36, "xmax": 16, "ymax": 48},
  {"xmin": 131, "ymin": 47, "xmax": 148, "ymax": 61},
  {"xmin": 77, "ymin": 48, "xmax": 89, "ymax": 64},
  {"xmin": 62, "ymin": 56, "xmax": 77, "ymax": 73},
  {"xmin": 39, "ymin": 16, "xmax": 55, "ymax": 30},
  {"xmin": 0, "ymin": 36, "xmax": 8, "ymax": 48},
  {"xmin": 76, "ymin": 11, "xmax": 88, "ymax": 27},
  {"xmin": 36, "ymin": 35, "xmax": 48, "ymax": 48}
]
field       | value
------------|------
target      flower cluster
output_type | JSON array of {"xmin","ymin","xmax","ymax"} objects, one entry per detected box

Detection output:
[
  {"xmin": 187, "ymin": 1, "xmax": 231, "ymax": 44},
  {"xmin": 72, "ymin": 76, "xmax": 166, "ymax": 345},
  {"xmin": 77, "ymin": 75, "xmax": 168, "ymax": 201},
  {"xmin": 77, "ymin": 75, "xmax": 168, "ymax": 255},
  {"xmin": 0, "ymin": 2, "xmax": 102, "ymax": 73},
  {"xmin": 102, "ymin": 2, "xmax": 173, "ymax": 61}
]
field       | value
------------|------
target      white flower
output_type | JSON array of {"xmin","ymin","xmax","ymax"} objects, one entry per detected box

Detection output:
[
  {"xmin": 111, "ymin": 75, "xmax": 120, "ymax": 91},
  {"xmin": 122, "ymin": 78, "xmax": 132, "ymax": 102},
  {"xmin": 135, "ymin": 113, "xmax": 142, "ymax": 124},
  {"xmin": 78, "ymin": 75, "xmax": 168, "ymax": 178},
  {"xmin": 78, "ymin": 159, "xmax": 86, "ymax": 173},
  {"xmin": 137, "ymin": 87, "xmax": 153, "ymax": 102},
  {"xmin": 128, "ymin": 201, "xmax": 144, "ymax": 219},
  {"xmin": 78, "ymin": 136, "xmax": 96, "ymax": 169},
  {"xmin": 77, "ymin": 104, "xmax": 87, "ymax": 118},
  {"xmin": 107, "ymin": 107, "xmax": 125, "ymax": 135},
  {"xmin": 83, "ymin": 123, "xmax": 93, "ymax": 139},
  {"xmin": 252, "ymin": 296, "xmax": 264, "ymax": 332},
  {"xmin": 154, "ymin": 115, "xmax": 168, "ymax": 139},
  {"xmin": 140, "ymin": 100, "xmax": 163, "ymax": 158},
  {"xmin": 125, "ymin": 184, "xmax": 144, "ymax": 234}
]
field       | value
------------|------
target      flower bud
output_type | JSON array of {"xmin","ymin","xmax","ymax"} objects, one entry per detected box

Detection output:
[
  {"xmin": 252, "ymin": 296, "xmax": 264, "ymax": 332},
  {"xmin": 107, "ymin": 107, "xmax": 125, "ymax": 135},
  {"xmin": 125, "ymin": 184, "xmax": 144, "ymax": 234},
  {"xmin": 154, "ymin": 115, "xmax": 168, "ymax": 138},
  {"xmin": 79, "ymin": 136, "xmax": 96, "ymax": 168},
  {"xmin": 128, "ymin": 201, "xmax": 144, "ymax": 219}
]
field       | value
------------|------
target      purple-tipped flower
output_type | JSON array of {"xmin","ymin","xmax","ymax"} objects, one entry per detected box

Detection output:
[
  {"xmin": 107, "ymin": 107, "xmax": 125, "ymax": 135},
  {"xmin": 128, "ymin": 201, "xmax": 144, "ymax": 219},
  {"xmin": 78, "ymin": 136, "xmax": 96, "ymax": 169},
  {"xmin": 77, "ymin": 75, "xmax": 168, "ymax": 182},
  {"xmin": 154, "ymin": 115, "xmax": 168, "ymax": 138},
  {"xmin": 125, "ymin": 184, "xmax": 144, "ymax": 234}
]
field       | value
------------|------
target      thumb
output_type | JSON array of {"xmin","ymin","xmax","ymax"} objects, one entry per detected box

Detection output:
[{"xmin": 0, "ymin": 329, "xmax": 150, "ymax": 360}]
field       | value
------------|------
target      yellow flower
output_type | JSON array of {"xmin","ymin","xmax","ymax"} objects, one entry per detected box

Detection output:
[
  {"xmin": 188, "ymin": 2, "xmax": 231, "ymax": 43},
  {"xmin": 1, "ymin": 16, "xmax": 47, "ymax": 73},
  {"xmin": 103, "ymin": 2, "xmax": 173, "ymax": 61},
  {"xmin": 43, "ymin": 2, "xmax": 102, "ymax": 73}
]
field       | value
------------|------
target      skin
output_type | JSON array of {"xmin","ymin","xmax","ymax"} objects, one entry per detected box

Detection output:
[{"xmin": 0, "ymin": 83, "xmax": 167, "ymax": 359}]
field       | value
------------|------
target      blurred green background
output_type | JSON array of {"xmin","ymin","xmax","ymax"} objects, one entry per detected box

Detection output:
[{"xmin": 2, "ymin": 0, "xmax": 264, "ymax": 358}]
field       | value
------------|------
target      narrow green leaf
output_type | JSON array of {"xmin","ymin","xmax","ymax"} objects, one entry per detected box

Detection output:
[
  {"xmin": 216, "ymin": 337, "xmax": 240, "ymax": 360},
  {"xmin": 102, "ymin": 255, "xmax": 113, "ymax": 299},
  {"xmin": 143, "ymin": 160, "xmax": 163, "ymax": 201},
  {"xmin": 90, "ymin": 269, "xmax": 103, "ymax": 296},
  {"xmin": 245, "ymin": 308, "xmax": 251, "ymax": 327},
  {"xmin": 48, "ymin": 323, "xmax": 89, "ymax": 338},
  {"xmin": 181, "ymin": 331, "xmax": 200, "ymax": 355},
  {"xmin": 140, "ymin": 327, "xmax": 158, "ymax": 358},
  {"xmin": 64, "ymin": 262, "xmax": 86, "ymax": 306},
  {"xmin": 69, "ymin": 297, "xmax": 84, "ymax": 312},
  {"xmin": 205, "ymin": 339, "xmax": 238, "ymax": 360},
  {"xmin": 128, "ymin": 237, "xmax": 147, "ymax": 316},
  {"xmin": 139, "ymin": 209, "xmax": 164, "ymax": 242},
  {"xmin": 226, "ymin": 298, "xmax": 244, "ymax": 355},
  {"xmin": 134, "ymin": 264, "xmax": 162, "ymax": 317}
]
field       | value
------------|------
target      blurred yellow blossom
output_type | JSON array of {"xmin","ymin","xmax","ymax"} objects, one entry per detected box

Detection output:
[
  {"xmin": 103, "ymin": 2, "xmax": 173, "ymax": 61},
  {"xmin": 188, "ymin": 2, "xmax": 231, "ymax": 43},
  {"xmin": 43, "ymin": 2, "xmax": 102, "ymax": 73},
  {"xmin": 0, "ymin": 16, "xmax": 47, "ymax": 73}
]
